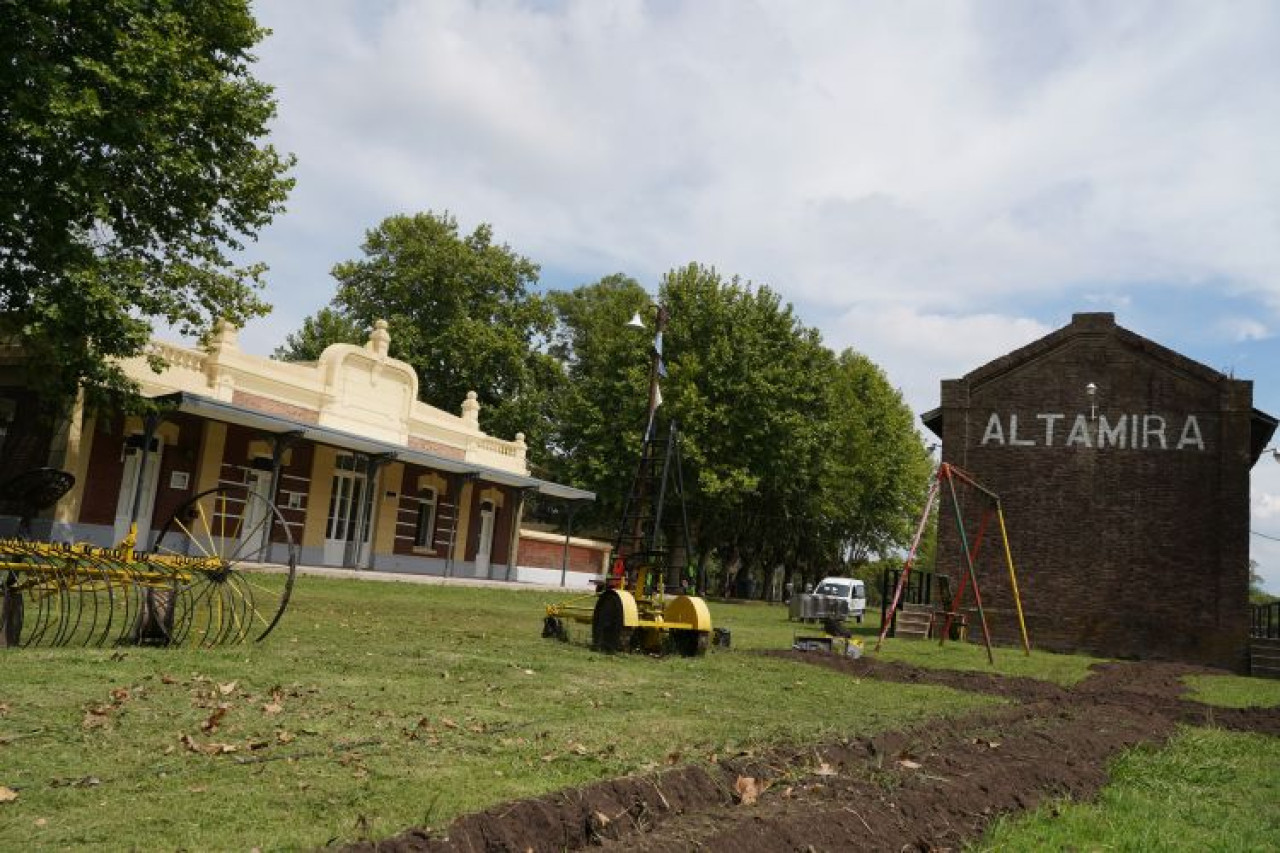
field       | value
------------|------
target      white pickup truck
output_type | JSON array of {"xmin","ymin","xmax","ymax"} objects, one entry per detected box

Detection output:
[{"xmin": 812, "ymin": 577, "xmax": 867, "ymax": 624}]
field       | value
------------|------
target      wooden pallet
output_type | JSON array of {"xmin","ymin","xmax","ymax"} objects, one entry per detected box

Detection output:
[
  {"xmin": 1250, "ymin": 636, "xmax": 1280, "ymax": 679},
  {"xmin": 894, "ymin": 603, "xmax": 933, "ymax": 640}
]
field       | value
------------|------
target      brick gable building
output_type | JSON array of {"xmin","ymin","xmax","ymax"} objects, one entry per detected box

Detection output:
[{"xmin": 924, "ymin": 312, "xmax": 1277, "ymax": 671}]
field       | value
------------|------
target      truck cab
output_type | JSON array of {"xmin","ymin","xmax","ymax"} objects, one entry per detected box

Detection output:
[{"xmin": 813, "ymin": 577, "xmax": 867, "ymax": 624}]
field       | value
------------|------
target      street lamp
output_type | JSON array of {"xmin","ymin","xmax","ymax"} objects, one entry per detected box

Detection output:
[{"xmin": 627, "ymin": 303, "xmax": 669, "ymax": 444}]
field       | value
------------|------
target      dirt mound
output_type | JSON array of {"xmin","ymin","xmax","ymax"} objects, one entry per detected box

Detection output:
[{"xmin": 345, "ymin": 656, "xmax": 1279, "ymax": 852}]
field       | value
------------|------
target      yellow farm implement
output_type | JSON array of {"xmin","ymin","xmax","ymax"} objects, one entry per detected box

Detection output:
[
  {"xmin": 543, "ymin": 550, "xmax": 712, "ymax": 656},
  {"xmin": 1, "ymin": 470, "xmax": 297, "ymax": 649}
]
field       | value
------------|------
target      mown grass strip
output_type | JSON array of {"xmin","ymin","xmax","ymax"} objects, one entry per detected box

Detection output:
[
  {"xmin": 3, "ymin": 578, "xmax": 1271, "ymax": 850},
  {"xmin": 1183, "ymin": 671, "xmax": 1280, "ymax": 708},
  {"xmin": 976, "ymin": 726, "xmax": 1280, "ymax": 851},
  {"xmin": 0, "ymin": 578, "xmax": 998, "ymax": 850}
]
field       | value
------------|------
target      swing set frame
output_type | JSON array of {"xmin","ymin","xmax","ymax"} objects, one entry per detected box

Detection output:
[{"xmin": 876, "ymin": 462, "xmax": 1031, "ymax": 663}]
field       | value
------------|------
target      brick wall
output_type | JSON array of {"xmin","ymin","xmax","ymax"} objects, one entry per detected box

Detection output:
[
  {"xmin": 930, "ymin": 313, "xmax": 1266, "ymax": 672},
  {"xmin": 518, "ymin": 535, "xmax": 605, "ymax": 575},
  {"xmin": 408, "ymin": 435, "xmax": 466, "ymax": 460},
  {"xmin": 231, "ymin": 390, "xmax": 319, "ymax": 424}
]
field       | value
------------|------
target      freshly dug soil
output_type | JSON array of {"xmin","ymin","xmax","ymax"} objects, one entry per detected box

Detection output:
[{"xmin": 345, "ymin": 653, "xmax": 1279, "ymax": 852}]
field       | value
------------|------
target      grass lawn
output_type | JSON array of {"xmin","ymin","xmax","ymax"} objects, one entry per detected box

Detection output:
[
  {"xmin": 0, "ymin": 576, "xmax": 1274, "ymax": 850},
  {"xmin": 0, "ymin": 577, "xmax": 997, "ymax": 850},
  {"xmin": 976, "ymin": 726, "xmax": 1280, "ymax": 851}
]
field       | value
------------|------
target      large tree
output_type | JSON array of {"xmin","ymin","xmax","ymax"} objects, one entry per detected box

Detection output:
[
  {"xmin": 541, "ymin": 274, "xmax": 653, "ymax": 530},
  {"xmin": 543, "ymin": 264, "xmax": 933, "ymax": 596},
  {"xmin": 278, "ymin": 211, "xmax": 561, "ymax": 449},
  {"xmin": 0, "ymin": 1, "xmax": 295, "ymax": 409}
]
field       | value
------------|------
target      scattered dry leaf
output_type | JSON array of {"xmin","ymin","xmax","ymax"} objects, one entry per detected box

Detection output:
[
  {"xmin": 161, "ymin": 675, "xmax": 178, "ymax": 685},
  {"xmin": 666, "ymin": 751, "xmax": 681, "ymax": 765},
  {"xmin": 570, "ymin": 743, "xmax": 588, "ymax": 755},
  {"xmin": 814, "ymin": 761, "xmax": 838, "ymax": 777},
  {"xmin": 218, "ymin": 682, "xmax": 238, "ymax": 696},
  {"xmin": 201, "ymin": 706, "xmax": 228, "ymax": 733},
  {"xmin": 440, "ymin": 718, "xmax": 458, "ymax": 730},
  {"xmin": 0, "ymin": 786, "xmax": 18, "ymax": 803},
  {"xmin": 180, "ymin": 734, "xmax": 237, "ymax": 756},
  {"xmin": 734, "ymin": 776, "xmax": 769, "ymax": 806},
  {"xmin": 261, "ymin": 701, "xmax": 284, "ymax": 716},
  {"xmin": 34, "ymin": 817, "xmax": 46, "ymax": 827},
  {"xmin": 898, "ymin": 759, "xmax": 922, "ymax": 770},
  {"xmin": 110, "ymin": 687, "xmax": 130, "ymax": 703},
  {"xmin": 82, "ymin": 710, "xmax": 110, "ymax": 730},
  {"xmin": 276, "ymin": 730, "xmax": 295, "ymax": 745}
]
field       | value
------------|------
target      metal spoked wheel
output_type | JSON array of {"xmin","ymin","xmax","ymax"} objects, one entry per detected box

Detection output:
[{"xmin": 150, "ymin": 485, "xmax": 298, "ymax": 647}]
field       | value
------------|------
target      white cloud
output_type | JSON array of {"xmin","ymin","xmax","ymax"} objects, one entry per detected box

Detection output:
[
  {"xmin": 244, "ymin": 0, "xmax": 1280, "ymax": 347},
  {"xmin": 824, "ymin": 306, "xmax": 1051, "ymax": 416},
  {"xmin": 1216, "ymin": 317, "xmax": 1271, "ymax": 343},
  {"xmin": 228, "ymin": 1, "xmax": 1280, "ymax": 587},
  {"xmin": 1251, "ymin": 458, "xmax": 1280, "ymax": 594}
]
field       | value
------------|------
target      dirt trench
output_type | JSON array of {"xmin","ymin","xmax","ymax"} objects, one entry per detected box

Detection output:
[{"xmin": 344, "ymin": 654, "xmax": 1279, "ymax": 852}]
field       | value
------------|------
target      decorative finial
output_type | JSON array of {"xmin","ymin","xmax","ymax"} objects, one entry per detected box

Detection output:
[
  {"xmin": 366, "ymin": 319, "xmax": 391, "ymax": 357},
  {"xmin": 461, "ymin": 390, "xmax": 480, "ymax": 427}
]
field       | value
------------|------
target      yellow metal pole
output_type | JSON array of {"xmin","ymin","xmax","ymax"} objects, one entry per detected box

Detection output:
[{"xmin": 996, "ymin": 503, "xmax": 1031, "ymax": 656}]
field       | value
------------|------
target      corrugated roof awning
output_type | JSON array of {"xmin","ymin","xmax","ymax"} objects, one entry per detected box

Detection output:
[{"xmin": 150, "ymin": 391, "xmax": 595, "ymax": 502}]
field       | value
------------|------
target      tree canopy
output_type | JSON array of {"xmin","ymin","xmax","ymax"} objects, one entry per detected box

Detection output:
[
  {"xmin": 0, "ymin": 0, "xmax": 295, "ymax": 409},
  {"xmin": 277, "ymin": 213, "xmax": 931, "ymax": 595},
  {"xmin": 542, "ymin": 263, "xmax": 933, "ymax": 594}
]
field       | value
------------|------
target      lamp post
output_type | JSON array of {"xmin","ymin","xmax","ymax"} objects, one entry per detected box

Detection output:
[{"xmin": 627, "ymin": 303, "xmax": 669, "ymax": 444}]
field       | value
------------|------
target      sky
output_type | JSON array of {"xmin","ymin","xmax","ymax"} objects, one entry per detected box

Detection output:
[{"xmin": 231, "ymin": 0, "xmax": 1280, "ymax": 590}]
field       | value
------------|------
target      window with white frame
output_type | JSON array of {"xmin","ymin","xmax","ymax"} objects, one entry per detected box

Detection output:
[{"xmin": 414, "ymin": 487, "xmax": 438, "ymax": 548}]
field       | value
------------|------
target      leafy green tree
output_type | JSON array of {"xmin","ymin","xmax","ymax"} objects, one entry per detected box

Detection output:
[
  {"xmin": 542, "ymin": 274, "xmax": 652, "ymax": 532},
  {"xmin": 272, "ymin": 308, "xmax": 365, "ymax": 362},
  {"xmin": 821, "ymin": 349, "xmax": 934, "ymax": 563},
  {"xmin": 542, "ymin": 263, "xmax": 932, "ymax": 598},
  {"xmin": 283, "ymin": 212, "xmax": 560, "ymax": 449},
  {"xmin": 0, "ymin": 0, "xmax": 295, "ymax": 409}
]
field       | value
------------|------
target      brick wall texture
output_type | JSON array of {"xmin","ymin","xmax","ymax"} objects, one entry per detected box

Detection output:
[
  {"xmin": 928, "ymin": 313, "xmax": 1275, "ymax": 672},
  {"xmin": 518, "ymin": 537, "xmax": 604, "ymax": 574}
]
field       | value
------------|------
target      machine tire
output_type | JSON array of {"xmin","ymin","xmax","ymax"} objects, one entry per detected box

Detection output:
[
  {"xmin": 671, "ymin": 628, "xmax": 709, "ymax": 657},
  {"xmin": 592, "ymin": 589, "xmax": 633, "ymax": 653},
  {"xmin": 541, "ymin": 615, "xmax": 569, "ymax": 642}
]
